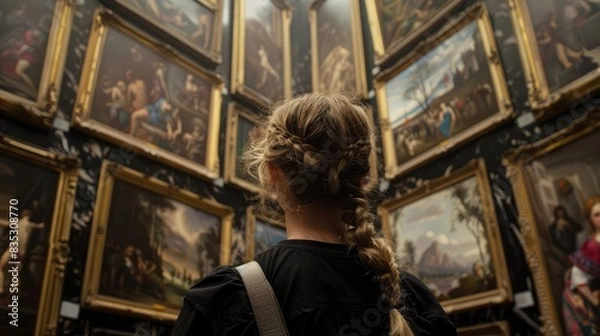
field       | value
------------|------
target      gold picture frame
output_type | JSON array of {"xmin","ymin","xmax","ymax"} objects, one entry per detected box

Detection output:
[
  {"xmin": 0, "ymin": 0, "xmax": 73, "ymax": 127},
  {"xmin": 309, "ymin": 0, "xmax": 368, "ymax": 98},
  {"xmin": 81, "ymin": 160, "xmax": 234, "ymax": 321},
  {"xmin": 365, "ymin": 0, "xmax": 464, "ymax": 66},
  {"xmin": 508, "ymin": 0, "xmax": 600, "ymax": 118},
  {"xmin": 231, "ymin": 0, "xmax": 292, "ymax": 106},
  {"xmin": 0, "ymin": 135, "xmax": 79, "ymax": 336},
  {"xmin": 73, "ymin": 8, "xmax": 223, "ymax": 180},
  {"xmin": 224, "ymin": 102, "xmax": 263, "ymax": 193},
  {"xmin": 244, "ymin": 206, "xmax": 286, "ymax": 262},
  {"xmin": 103, "ymin": 0, "xmax": 224, "ymax": 65},
  {"xmin": 378, "ymin": 159, "xmax": 512, "ymax": 313},
  {"xmin": 375, "ymin": 4, "xmax": 514, "ymax": 180},
  {"xmin": 457, "ymin": 321, "xmax": 511, "ymax": 336},
  {"xmin": 502, "ymin": 111, "xmax": 600, "ymax": 335}
]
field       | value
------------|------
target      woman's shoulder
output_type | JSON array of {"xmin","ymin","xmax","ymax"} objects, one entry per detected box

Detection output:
[
  {"xmin": 184, "ymin": 265, "xmax": 247, "ymax": 312},
  {"xmin": 400, "ymin": 271, "xmax": 458, "ymax": 335}
]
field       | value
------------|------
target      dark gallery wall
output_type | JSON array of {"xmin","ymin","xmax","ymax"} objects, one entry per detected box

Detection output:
[{"xmin": 0, "ymin": 0, "xmax": 598, "ymax": 335}]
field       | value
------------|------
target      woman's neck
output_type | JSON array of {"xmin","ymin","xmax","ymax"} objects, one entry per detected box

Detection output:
[{"xmin": 284, "ymin": 203, "xmax": 346, "ymax": 244}]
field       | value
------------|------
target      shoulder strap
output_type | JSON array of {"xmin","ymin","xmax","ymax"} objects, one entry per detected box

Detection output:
[{"xmin": 235, "ymin": 261, "xmax": 290, "ymax": 336}]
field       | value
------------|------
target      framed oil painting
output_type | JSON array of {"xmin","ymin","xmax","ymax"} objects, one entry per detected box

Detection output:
[
  {"xmin": 0, "ymin": 136, "xmax": 79, "ymax": 336},
  {"xmin": 0, "ymin": 0, "xmax": 73, "ymax": 127},
  {"xmin": 231, "ymin": 0, "xmax": 292, "ymax": 106},
  {"xmin": 309, "ymin": 0, "xmax": 367, "ymax": 98},
  {"xmin": 375, "ymin": 4, "xmax": 513, "ymax": 179},
  {"xmin": 82, "ymin": 161, "xmax": 233, "ymax": 321},
  {"xmin": 365, "ymin": 0, "xmax": 464, "ymax": 65},
  {"xmin": 509, "ymin": 0, "xmax": 600, "ymax": 118},
  {"xmin": 245, "ymin": 207, "xmax": 286, "ymax": 261},
  {"xmin": 102, "ymin": 0, "xmax": 223, "ymax": 65},
  {"xmin": 503, "ymin": 111, "xmax": 600, "ymax": 335},
  {"xmin": 73, "ymin": 9, "xmax": 223, "ymax": 180},
  {"xmin": 457, "ymin": 321, "xmax": 510, "ymax": 336},
  {"xmin": 378, "ymin": 159, "xmax": 512, "ymax": 313},
  {"xmin": 224, "ymin": 103, "xmax": 263, "ymax": 193}
]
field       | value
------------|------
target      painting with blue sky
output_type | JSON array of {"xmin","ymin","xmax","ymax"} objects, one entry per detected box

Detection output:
[
  {"xmin": 385, "ymin": 20, "xmax": 498, "ymax": 166},
  {"xmin": 254, "ymin": 219, "xmax": 286, "ymax": 255},
  {"xmin": 99, "ymin": 179, "xmax": 222, "ymax": 310},
  {"xmin": 389, "ymin": 176, "xmax": 496, "ymax": 301}
]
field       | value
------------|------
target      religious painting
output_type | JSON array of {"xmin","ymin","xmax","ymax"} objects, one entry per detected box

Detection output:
[
  {"xmin": 245, "ymin": 207, "xmax": 286, "ymax": 261},
  {"xmin": 104, "ymin": 0, "xmax": 223, "ymax": 64},
  {"xmin": 73, "ymin": 9, "xmax": 223, "ymax": 180},
  {"xmin": 457, "ymin": 321, "xmax": 510, "ymax": 336},
  {"xmin": 0, "ymin": 136, "xmax": 79, "ymax": 336},
  {"xmin": 509, "ymin": 0, "xmax": 600, "ymax": 117},
  {"xmin": 365, "ymin": 0, "xmax": 463, "ymax": 65},
  {"xmin": 309, "ymin": 0, "xmax": 367, "ymax": 98},
  {"xmin": 503, "ymin": 111, "xmax": 600, "ymax": 335},
  {"xmin": 224, "ymin": 103, "xmax": 264, "ymax": 193},
  {"xmin": 375, "ymin": 4, "xmax": 513, "ymax": 179},
  {"xmin": 231, "ymin": 0, "xmax": 291, "ymax": 106},
  {"xmin": 378, "ymin": 159, "xmax": 511, "ymax": 313},
  {"xmin": 82, "ymin": 161, "xmax": 233, "ymax": 321},
  {"xmin": 0, "ymin": 0, "xmax": 73, "ymax": 127}
]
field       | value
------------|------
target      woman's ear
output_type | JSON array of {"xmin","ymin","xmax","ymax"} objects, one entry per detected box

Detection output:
[{"xmin": 267, "ymin": 163, "xmax": 279, "ymax": 186}]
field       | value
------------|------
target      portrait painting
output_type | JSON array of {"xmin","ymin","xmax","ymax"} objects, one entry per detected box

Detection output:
[
  {"xmin": 0, "ymin": 0, "xmax": 72, "ymax": 126},
  {"xmin": 224, "ymin": 103, "xmax": 263, "ymax": 193},
  {"xmin": 504, "ymin": 112, "xmax": 600, "ymax": 335},
  {"xmin": 310, "ymin": 0, "xmax": 367, "ymax": 97},
  {"xmin": 376, "ymin": 5, "xmax": 512, "ymax": 179},
  {"xmin": 231, "ymin": 0, "xmax": 291, "ymax": 105},
  {"xmin": 108, "ymin": 0, "xmax": 222, "ymax": 63},
  {"xmin": 379, "ymin": 159, "xmax": 511, "ymax": 313},
  {"xmin": 366, "ymin": 0, "xmax": 462, "ymax": 64},
  {"xmin": 510, "ymin": 0, "xmax": 600, "ymax": 113},
  {"xmin": 245, "ymin": 207, "xmax": 286, "ymax": 261},
  {"xmin": 0, "ymin": 137, "xmax": 78, "ymax": 336},
  {"xmin": 82, "ymin": 162, "xmax": 233, "ymax": 321},
  {"xmin": 74, "ymin": 10, "xmax": 223, "ymax": 180}
]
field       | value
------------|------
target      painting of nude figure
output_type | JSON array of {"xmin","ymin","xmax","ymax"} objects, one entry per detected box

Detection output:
[
  {"xmin": 75, "ymin": 11, "xmax": 223, "ymax": 179},
  {"xmin": 110, "ymin": 0, "xmax": 221, "ymax": 62},
  {"xmin": 232, "ymin": 0, "xmax": 291, "ymax": 105}
]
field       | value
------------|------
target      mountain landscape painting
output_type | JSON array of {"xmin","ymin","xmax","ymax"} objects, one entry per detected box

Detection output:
[{"xmin": 389, "ymin": 176, "xmax": 497, "ymax": 301}]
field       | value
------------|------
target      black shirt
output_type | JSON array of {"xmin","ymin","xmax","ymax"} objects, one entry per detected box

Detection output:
[{"xmin": 171, "ymin": 240, "xmax": 456, "ymax": 335}]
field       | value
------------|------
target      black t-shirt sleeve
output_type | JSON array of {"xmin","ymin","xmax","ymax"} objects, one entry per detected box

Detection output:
[{"xmin": 400, "ymin": 271, "xmax": 457, "ymax": 336}]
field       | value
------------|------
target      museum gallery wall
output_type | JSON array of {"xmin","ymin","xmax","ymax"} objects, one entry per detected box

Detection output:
[{"xmin": 0, "ymin": 0, "xmax": 598, "ymax": 335}]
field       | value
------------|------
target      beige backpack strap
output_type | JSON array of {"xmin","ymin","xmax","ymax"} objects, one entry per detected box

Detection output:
[{"xmin": 235, "ymin": 261, "xmax": 290, "ymax": 336}]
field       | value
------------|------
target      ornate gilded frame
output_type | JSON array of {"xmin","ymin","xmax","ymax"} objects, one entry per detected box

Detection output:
[
  {"xmin": 365, "ymin": 0, "xmax": 464, "ymax": 66},
  {"xmin": 231, "ymin": 0, "xmax": 292, "ymax": 106},
  {"xmin": 102, "ymin": 0, "xmax": 224, "ymax": 65},
  {"xmin": 457, "ymin": 321, "xmax": 511, "ymax": 335},
  {"xmin": 73, "ymin": 8, "xmax": 223, "ymax": 180},
  {"xmin": 0, "ymin": 0, "xmax": 73, "ymax": 127},
  {"xmin": 309, "ymin": 0, "xmax": 368, "ymax": 98},
  {"xmin": 378, "ymin": 159, "xmax": 512, "ymax": 313},
  {"xmin": 0, "ymin": 135, "xmax": 79, "ymax": 335},
  {"xmin": 502, "ymin": 111, "xmax": 600, "ymax": 336},
  {"xmin": 81, "ymin": 160, "xmax": 234, "ymax": 321},
  {"xmin": 508, "ymin": 0, "xmax": 600, "ymax": 119},
  {"xmin": 375, "ymin": 4, "xmax": 514, "ymax": 180},
  {"xmin": 244, "ymin": 206, "xmax": 285, "ymax": 262},
  {"xmin": 224, "ymin": 103, "xmax": 263, "ymax": 193}
]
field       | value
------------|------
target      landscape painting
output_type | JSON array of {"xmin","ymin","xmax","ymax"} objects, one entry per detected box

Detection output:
[
  {"xmin": 113, "ymin": 0, "xmax": 220, "ymax": 61},
  {"xmin": 311, "ymin": 0, "xmax": 366, "ymax": 97},
  {"xmin": 370, "ymin": 0, "xmax": 461, "ymax": 61},
  {"xmin": 386, "ymin": 21, "xmax": 496, "ymax": 167},
  {"xmin": 245, "ymin": 208, "xmax": 286, "ymax": 260},
  {"xmin": 83, "ymin": 163, "xmax": 233, "ymax": 320},
  {"xmin": 379, "ymin": 160, "xmax": 511, "ymax": 312},
  {"xmin": 75, "ymin": 11, "xmax": 222, "ymax": 179},
  {"xmin": 232, "ymin": 0, "xmax": 290, "ymax": 105}
]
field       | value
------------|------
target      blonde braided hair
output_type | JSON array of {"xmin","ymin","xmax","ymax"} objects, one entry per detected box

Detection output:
[{"xmin": 244, "ymin": 92, "xmax": 414, "ymax": 335}]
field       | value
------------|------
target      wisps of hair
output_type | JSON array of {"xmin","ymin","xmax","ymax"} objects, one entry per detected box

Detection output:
[{"xmin": 243, "ymin": 92, "xmax": 414, "ymax": 335}]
